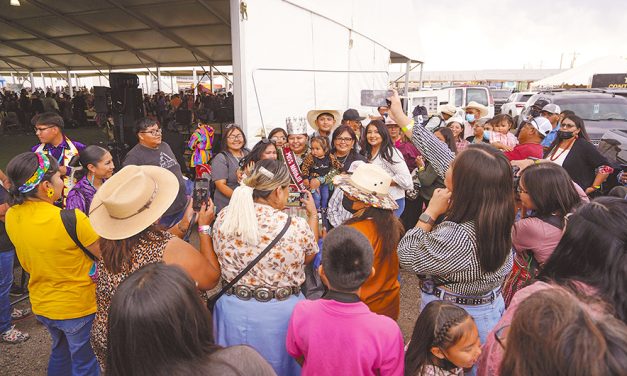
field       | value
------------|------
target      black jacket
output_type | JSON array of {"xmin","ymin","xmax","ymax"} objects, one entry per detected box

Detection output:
[{"xmin": 544, "ymin": 138, "xmax": 609, "ymax": 190}]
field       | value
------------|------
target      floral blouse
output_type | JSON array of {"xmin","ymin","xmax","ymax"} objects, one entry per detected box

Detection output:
[{"xmin": 212, "ymin": 203, "xmax": 318, "ymax": 287}]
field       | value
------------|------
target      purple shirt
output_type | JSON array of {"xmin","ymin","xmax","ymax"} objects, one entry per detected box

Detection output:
[
  {"xmin": 394, "ymin": 139, "xmax": 421, "ymax": 171},
  {"xmin": 286, "ymin": 296, "xmax": 405, "ymax": 376},
  {"xmin": 65, "ymin": 176, "xmax": 97, "ymax": 214},
  {"xmin": 31, "ymin": 137, "xmax": 86, "ymax": 166}
]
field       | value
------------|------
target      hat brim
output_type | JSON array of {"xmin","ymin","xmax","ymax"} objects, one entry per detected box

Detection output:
[
  {"xmin": 307, "ymin": 110, "xmax": 341, "ymax": 131},
  {"xmin": 333, "ymin": 175, "xmax": 398, "ymax": 211},
  {"xmin": 463, "ymin": 105, "xmax": 489, "ymax": 118},
  {"xmin": 89, "ymin": 166, "xmax": 180, "ymax": 240}
]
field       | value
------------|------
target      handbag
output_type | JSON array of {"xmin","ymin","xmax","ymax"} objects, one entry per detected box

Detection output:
[
  {"xmin": 207, "ymin": 217, "xmax": 292, "ymax": 312},
  {"xmin": 502, "ymin": 251, "xmax": 539, "ymax": 308},
  {"xmin": 405, "ymin": 168, "xmax": 422, "ymax": 201}
]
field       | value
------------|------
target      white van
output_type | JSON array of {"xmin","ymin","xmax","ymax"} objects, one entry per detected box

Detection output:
[{"xmin": 403, "ymin": 86, "xmax": 495, "ymax": 118}]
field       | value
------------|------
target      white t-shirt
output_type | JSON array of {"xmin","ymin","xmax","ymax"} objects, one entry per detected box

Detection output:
[{"xmin": 545, "ymin": 148, "xmax": 570, "ymax": 166}]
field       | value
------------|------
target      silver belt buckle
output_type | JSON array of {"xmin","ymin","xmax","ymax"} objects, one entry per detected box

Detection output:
[
  {"xmin": 253, "ymin": 287, "xmax": 273, "ymax": 302},
  {"xmin": 234, "ymin": 285, "xmax": 252, "ymax": 301},
  {"xmin": 275, "ymin": 287, "xmax": 291, "ymax": 301}
]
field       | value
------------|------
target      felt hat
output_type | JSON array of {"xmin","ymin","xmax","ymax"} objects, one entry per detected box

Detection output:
[
  {"xmin": 342, "ymin": 109, "xmax": 366, "ymax": 121},
  {"xmin": 439, "ymin": 104, "xmax": 458, "ymax": 117},
  {"xmin": 463, "ymin": 101, "xmax": 489, "ymax": 118},
  {"xmin": 333, "ymin": 163, "xmax": 398, "ymax": 210},
  {"xmin": 89, "ymin": 165, "xmax": 179, "ymax": 240},
  {"xmin": 306, "ymin": 110, "xmax": 340, "ymax": 130}
]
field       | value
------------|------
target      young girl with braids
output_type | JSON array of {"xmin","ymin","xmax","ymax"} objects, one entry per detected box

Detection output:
[{"xmin": 405, "ymin": 301, "xmax": 482, "ymax": 375}]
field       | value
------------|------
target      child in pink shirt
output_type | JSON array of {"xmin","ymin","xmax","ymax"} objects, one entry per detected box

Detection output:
[
  {"xmin": 286, "ymin": 226, "xmax": 405, "ymax": 376},
  {"xmin": 488, "ymin": 114, "xmax": 518, "ymax": 151}
]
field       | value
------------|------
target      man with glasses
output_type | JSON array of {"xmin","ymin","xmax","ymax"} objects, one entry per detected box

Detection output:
[
  {"xmin": 123, "ymin": 118, "xmax": 189, "ymax": 228},
  {"xmin": 31, "ymin": 112, "xmax": 85, "ymax": 207}
]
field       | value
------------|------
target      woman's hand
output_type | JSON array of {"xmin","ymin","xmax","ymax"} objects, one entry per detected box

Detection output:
[
  {"xmin": 197, "ymin": 199, "xmax": 216, "ymax": 227},
  {"xmin": 511, "ymin": 159, "xmax": 535, "ymax": 173},
  {"xmin": 309, "ymin": 178, "xmax": 321, "ymax": 190},
  {"xmin": 415, "ymin": 156, "xmax": 425, "ymax": 169},
  {"xmin": 387, "ymin": 89, "xmax": 412, "ymax": 135},
  {"xmin": 426, "ymin": 188, "xmax": 452, "ymax": 218},
  {"xmin": 300, "ymin": 190, "xmax": 317, "ymax": 217}
]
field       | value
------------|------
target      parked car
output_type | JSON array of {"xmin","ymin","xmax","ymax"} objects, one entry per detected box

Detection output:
[
  {"xmin": 500, "ymin": 91, "xmax": 535, "ymax": 118},
  {"xmin": 404, "ymin": 86, "xmax": 495, "ymax": 118},
  {"xmin": 490, "ymin": 89, "xmax": 512, "ymax": 114},
  {"xmin": 518, "ymin": 89, "xmax": 627, "ymax": 145}
]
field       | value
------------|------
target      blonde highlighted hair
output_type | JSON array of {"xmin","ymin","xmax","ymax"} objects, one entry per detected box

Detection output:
[{"xmin": 220, "ymin": 160, "xmax": 291, "ymax": 244}]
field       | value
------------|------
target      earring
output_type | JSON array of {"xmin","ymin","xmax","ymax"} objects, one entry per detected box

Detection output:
[{"xmin": 46, "ymin": 188, "xmax": 55, "ymax": 198}]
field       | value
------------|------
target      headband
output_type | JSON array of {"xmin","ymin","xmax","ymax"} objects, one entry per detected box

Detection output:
[{"xmin": 18, "ymin": 152, "xmax": 51, "ymax": 193}]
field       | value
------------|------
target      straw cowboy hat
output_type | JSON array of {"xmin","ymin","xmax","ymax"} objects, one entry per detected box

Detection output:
[
  {"xmin": 439, "ymin": 104, "xmax": 458, "ymax": 117},
  {"xmin": 333, "ymin": 163, "xmax": 398, "ymax": 210},
  {"xmin": 89, "ymin": 165, "xmax": 179, "ymax": 240},
  {"xmin": 463, "ymin": 101, "xmax": 489, "ymax": 118},
  {"xmin": 306, "ymin": 110, "xmax": 340, "ymax": 130}
]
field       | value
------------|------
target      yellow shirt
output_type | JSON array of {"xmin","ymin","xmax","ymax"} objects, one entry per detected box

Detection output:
[{"xmin": 5, "ymin": 201, "xmax": 98, "ymax": 319}]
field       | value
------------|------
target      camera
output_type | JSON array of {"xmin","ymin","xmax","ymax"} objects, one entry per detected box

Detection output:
[{"xmin": 192, "ymin": 178, "xmax": 210, "ymax": 211}]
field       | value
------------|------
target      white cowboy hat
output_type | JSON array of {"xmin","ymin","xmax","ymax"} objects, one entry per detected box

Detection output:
[
  {"xmin": 439, "ymin": 104, "xmax": 458, "ymax": 117},
  {"xmin": 463, "ymin": 101, "xmax": 489, "ymax": 118},
  {"xmin": 333, "ymin": 163, "xmax": 398, "ymax": 211},
  {"xmin": 306, "ymin": 110, "xmax": 340, "ymax": 131},
  {"xmin": 89, "ymin": 165, "xmax": 179, "ymax": 240}
]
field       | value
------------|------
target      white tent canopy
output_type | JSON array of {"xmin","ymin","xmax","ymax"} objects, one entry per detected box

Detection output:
[
  {"xmin": 1, "ymin": 0, "xmax": 424, "ymax": 138},
  {"xmin": 531, "ymin": 56, "xmax": 627, "ymax": 89}
]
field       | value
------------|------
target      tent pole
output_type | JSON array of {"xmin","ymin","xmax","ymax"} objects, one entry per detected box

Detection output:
[
  {"xmin": 193, "ymin": 67, "xmax": 198, "ymax": 99},
  {"xmin": 157, "ymin": 66, "xmax": 162, "ymax": 92},
  {"xmin": 29, "ymin": 71, "xmax": 34, "ymax": 90},
  {"xmin": 41, "ymin": 73, "xmax": 46, "ymax": 90},
  {"xmin": 170, "ymin": 74, "xmax": 175, "ymax": 94},
  {"xmin": 419, "ymin": 62, "xmax": 424, "ymax": 90},
  {"xmin": 404, "ymin": 59, "xmax": 411, "ymax": 113},
  {"xmin": 209, "ymin": 66, "xmax": 214, "ymax": 93},
  {"xmin": 67, "ymin": 70, "xmax": 73, "ymax": 97}
]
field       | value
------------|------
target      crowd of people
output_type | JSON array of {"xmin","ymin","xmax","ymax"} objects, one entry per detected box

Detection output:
[{"xmin": 0, "ymin": 87, "xmax": 626, "ymax": 376}]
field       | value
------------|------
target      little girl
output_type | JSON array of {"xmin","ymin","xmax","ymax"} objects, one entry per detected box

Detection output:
[
  {"xmin": 405, "ymin": 301, "xmax": 482, "ymax": 375},
  {"xmin": 487, "ymin": 114, "xmax": 518, "ymax": 151},
  {"xmin": 300, "ymin": 136, "xmax": 341, "ymax": 227}
]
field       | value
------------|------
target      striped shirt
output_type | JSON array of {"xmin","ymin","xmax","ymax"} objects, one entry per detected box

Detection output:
[{"xmin": 397, "ymin": 123, "xmax": 512, "ymax": 296}]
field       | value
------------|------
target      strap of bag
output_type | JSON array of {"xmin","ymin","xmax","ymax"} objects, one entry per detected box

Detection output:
[
  {"xmin": 60, "ymin": 209, "xmax": 96, "ymax": 261},
  {"xmin": 210, "ymin": 217, "xmax": 292, "ymax": 302}
]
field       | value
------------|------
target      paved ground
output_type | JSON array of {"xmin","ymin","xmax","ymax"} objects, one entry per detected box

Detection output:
[{"xmin": 1, "ymin": 269, "xmax": 421, "ymax": 375}]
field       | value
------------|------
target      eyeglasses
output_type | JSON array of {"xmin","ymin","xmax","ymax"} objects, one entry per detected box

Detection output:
[
  {"xmin": 494, "ymin": 325, "xmax": 510, "ymax": 350},
  {"xmin": 34, "ymin": 125, "xmax": 55, "ymax": 133},
  {"xmin": 271, "ymin": 136, "xmax": 287, "ymax": 142},
  {"xmin": 560, "ymin": 122, "xmax": 577, "ymax": 129},
  {"xmin": 140, "ymin": 129, "xmax": 162, "ymax": 136},
  {"xmin": 227, "ymin": 134, "xmax": 244, "ymax": 140},
  {"xmin": 335, "ymin": 137, "xmax": 354, "ymax": 143}
]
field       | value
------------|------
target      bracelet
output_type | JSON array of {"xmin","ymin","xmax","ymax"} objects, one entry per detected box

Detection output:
[
  {"xmin": 593, "ymin": 185, "xmax": 601, "ymax": 190},
  {"xmin": 198, "ymin": 225, "xmax": 212, "ymax": 235},
  {"xmin": 401, "ymin": 120, "xmax": 415, "ymax": 133}
]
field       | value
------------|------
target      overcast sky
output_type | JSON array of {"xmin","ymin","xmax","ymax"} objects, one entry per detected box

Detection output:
[{"xmin": 397, "ymin": 0, "xmax": 627, "ymax": 71}]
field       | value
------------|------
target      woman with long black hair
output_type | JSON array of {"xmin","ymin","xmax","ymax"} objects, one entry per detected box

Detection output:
[
  {"xmin": 106, "ymin": 263, "xmax": 275, "ymax": 376},
  {"xmin": 390, "ymin": 90, "xmax": 514, "ymax": 345},
  {"xmin": 361, "ymin": 120, "xmax": 412, "ymax": 217},
  {"xmin": 66, "ymin": 145, "xmax": 115, "ymax": 214}
]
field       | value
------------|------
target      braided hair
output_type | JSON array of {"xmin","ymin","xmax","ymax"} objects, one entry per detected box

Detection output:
[{"xmin": 405, "ymin": 301, "xmax": 473, "ymax": 375}]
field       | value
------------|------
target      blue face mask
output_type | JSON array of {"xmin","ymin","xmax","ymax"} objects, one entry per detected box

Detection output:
[{"xmin": 465, "ymin": 113, "xmax": 475, "ymax": 123}]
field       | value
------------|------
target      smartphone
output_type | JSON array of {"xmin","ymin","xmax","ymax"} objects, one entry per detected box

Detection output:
[
  {"xmin": 361, "ymin": 90, "xmax": 394, "ymax": 107},
  {"xmin": 286, "ymin": 184, "xmax": 304, "ymax": 207},
  {"xmin": 192, "ymin": 178, "xmax": 210, "ymax": 211}
]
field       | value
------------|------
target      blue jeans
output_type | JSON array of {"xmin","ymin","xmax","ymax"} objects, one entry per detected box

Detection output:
[
  {"xmin": 0, "ymin": 250, "xmax": 14, "ymax": 333},
  {"xmin": 312, "ymin": 184, "xmax": 330, "ymax": 210},
  {"xmin": 36, "ymin": 314, "xmax": 100, "ymax": 376},
  {"xmin": 420, "ymin": 289, "xmax": 505, "ymax": 344},
  {"xmin": 394, "ymin": 198, "xmax": 406, "ymax": 217}
]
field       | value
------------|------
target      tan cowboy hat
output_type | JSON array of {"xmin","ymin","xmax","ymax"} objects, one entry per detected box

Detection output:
[
  {"xmin": 89, "ymin": 165, "xmax": 179, "ymax": 240},
  {"xmin": 333, "ymin": 163, "xmax": 398, "ymax": 210},
  {"xmin": 306, "ymin": 110, "xmax": 341, "ymax": 131},
  {"xmin": 463, "ymin": 101, "xmax": 489, "ymax": 118}
]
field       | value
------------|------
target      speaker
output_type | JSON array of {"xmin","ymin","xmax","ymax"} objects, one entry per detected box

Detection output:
[
  {"xmin": 93, "ymin": 86, "xmax": 110, "ymax": 113},
  {"xmin": 109, "ymin": 73, "xmax": 139, "ymax": 90}
]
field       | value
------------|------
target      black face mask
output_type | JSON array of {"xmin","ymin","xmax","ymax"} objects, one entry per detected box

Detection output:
[
  {"xmin": 557, "ymin": 130, "xmax": 575, "ymax": 140},
  {"xmin": 342, "ymin": 195, "xmax": 358, "ymax": 214}
]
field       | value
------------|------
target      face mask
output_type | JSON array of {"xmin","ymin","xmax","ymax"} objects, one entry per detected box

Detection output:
[
  {"xmin": 342, "ymin": 195, "xmax": 358, "ymax": 214},
  {"xmin": 465, "ymin": 114, "xmax": 475, "ymax": 123},
  {"xmin": 557, "ymin": 130, "xmax": 575, "ymax": 140}
]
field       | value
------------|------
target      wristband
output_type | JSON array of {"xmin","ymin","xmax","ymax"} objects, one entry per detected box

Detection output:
[
  {"xmin": 593, "ymin": 185, "xmax": 601, "ymax": 190},
  {"xmin": 198, "ymin": 225, "xmax": 212, "ymax": 235},
  {"xmin": 401, "ymin": 120, "xmax": 415, "ymax": 133}
]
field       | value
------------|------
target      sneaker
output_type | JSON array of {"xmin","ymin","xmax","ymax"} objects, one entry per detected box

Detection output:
[
  {"xmin": 11, "ymin": 308, "xmax": 32, "ymax": 321},
  {"xmin": 1, "ymin": 325, "xmax": 30, "ymax": 344}
]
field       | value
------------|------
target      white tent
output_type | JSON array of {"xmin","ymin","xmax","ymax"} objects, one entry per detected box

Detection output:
[
  {"xmin": 0, "ymin": 0, "xmax": 424, "ymax": 138},
  {"xmin": 531, "ymin": 56, "xmax": 627, "ymax": 89},
  {"xmin": 230, "ymin": 0, "xmax": 424, "ymax": 137}
]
